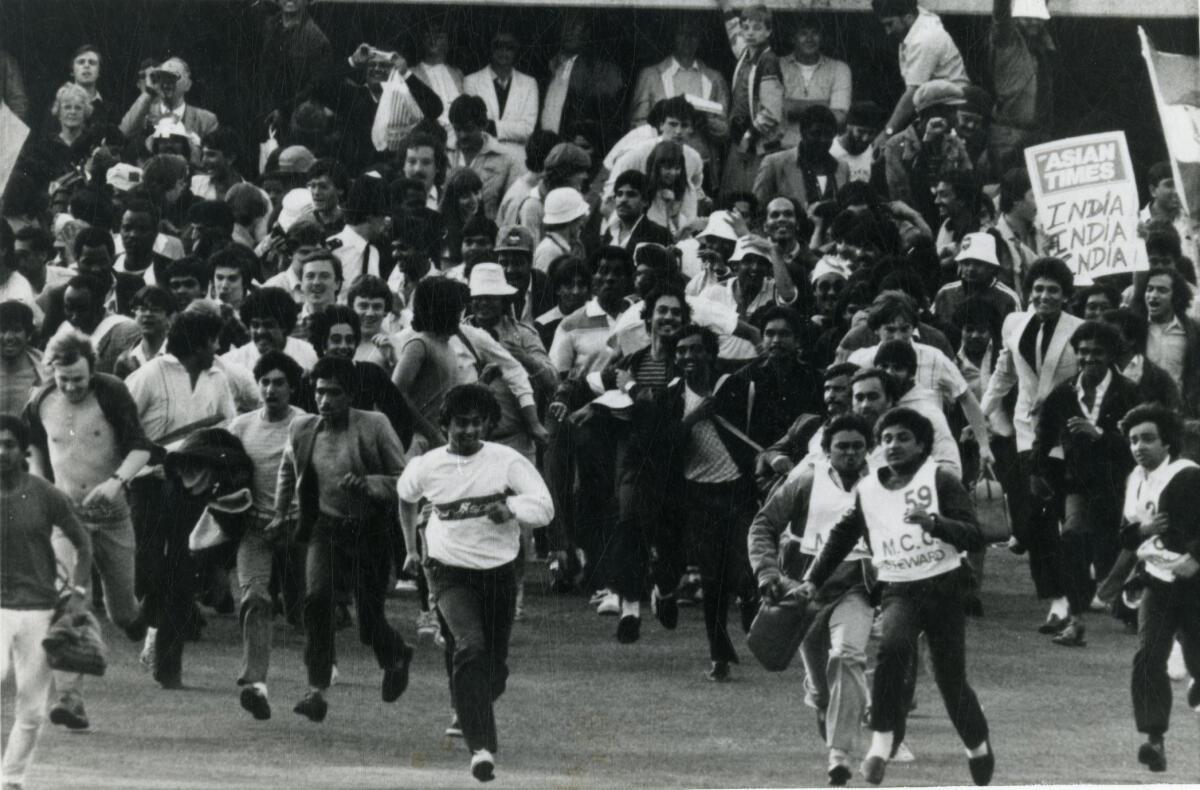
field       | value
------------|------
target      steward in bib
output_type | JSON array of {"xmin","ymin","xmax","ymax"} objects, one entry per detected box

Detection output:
[
  {"xmin": 1118, "ymin": 404, "xmax": 1200, "ymax": 774},
  {"xmin": 748, "ymin": 413, "xmax": 875, "ymax": 786},
  {"xmin": 798, "ymin": 406, "xmax": 994, "ymax": 787}
]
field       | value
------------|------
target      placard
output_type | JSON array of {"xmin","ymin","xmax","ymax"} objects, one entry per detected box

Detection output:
[{"xmin": 1024, "ymin": 131, "xmax": 1146, "ymax": 284}]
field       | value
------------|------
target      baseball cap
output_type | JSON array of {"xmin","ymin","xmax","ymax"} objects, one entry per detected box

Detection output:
[
  {"xmin": 913, "ymin": 80, "xmax": 966, "ymax": 114},
  {"xmin": 495, "ymin": 225, "xmax": 535, "ymax": 254},
  {"xmin": 277, "ymin": 145, "xmax": 316, "ymax": 175}
]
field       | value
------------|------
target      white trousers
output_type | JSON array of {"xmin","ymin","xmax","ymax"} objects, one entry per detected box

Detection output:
[{"xmin": 1, "ymin": 608, "xmax": 54, "ymax": 786}]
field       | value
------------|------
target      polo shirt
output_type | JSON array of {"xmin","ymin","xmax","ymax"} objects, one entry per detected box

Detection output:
[{"xmin": 125, "ymin": 353, "xmax": 237, "ymax": 446}]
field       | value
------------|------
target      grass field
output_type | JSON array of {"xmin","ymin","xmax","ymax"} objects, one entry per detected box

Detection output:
[{"xmin": 3, "ymin": 549, "xmax": 1198, "ymax": 789}]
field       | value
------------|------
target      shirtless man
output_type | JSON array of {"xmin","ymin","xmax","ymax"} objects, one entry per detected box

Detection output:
[{"xmin": 24, "ymin": 327, "xmax": 152, "ymax": 731}]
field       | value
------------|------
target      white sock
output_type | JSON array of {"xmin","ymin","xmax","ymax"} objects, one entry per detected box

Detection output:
[
  {"xmin": 829, "ymin": 748, "xmax": 849, "ymax": 767},
  {"xmin": 866, "ymin": 731, "xmax": 894, "ymax": 761},
  {"xmin": 966, "ymin": 741, "xmax": 990, "ymax": 759},
  {"xmin": 1049, "ymin": 597, "xmax": 1069, "ymax": 619},
  {"xmin": 621, "ymin": 598, "xmax": 641, "ymax": 618},
  {"xmin": 251, "ymin": 682, "xmax": 268, "ymax": 696}
]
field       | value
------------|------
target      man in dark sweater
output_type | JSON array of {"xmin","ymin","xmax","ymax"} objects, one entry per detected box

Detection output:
[{"xmin": 1031, "ymin": 321, "xmax": 1139, "ymax": 647}]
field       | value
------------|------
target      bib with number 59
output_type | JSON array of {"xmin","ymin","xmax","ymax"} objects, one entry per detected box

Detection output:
[{"xmin": 857, "ymin": 458, "xmax": 962, "ymax": 583}]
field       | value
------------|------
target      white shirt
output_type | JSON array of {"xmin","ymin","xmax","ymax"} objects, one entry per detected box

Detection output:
[
  {"xmin": 420, "ymin": 62, "xmax": 460, "ymax": 126},
  {"xmin": 1075, "ymin": 369, "xmax": 1111, "ymax": 425},
  {"xmin": 125, "ymin": 353, "xmax": 237, "ymax": 447},
  {"xmin": 328, "ymin": 225, "xmax": 381, "ymax": 299},
  {"xmin": 397, "ymin": 442, "xmax": 553, "ymax": 570},
  {"xmin": 540, "ymin": 55, "xmax": 578, "ymax": 133},
  {"xmin": 263, "ymin": 267, "xmax": 304, "ymax": 304},
  {"xmin": 221, "ymin": 336, "xmax": 318, "ymax": 373},
  {"xmin": 849, "ymin": 342, "xmax": 969, "ymax": 409}
]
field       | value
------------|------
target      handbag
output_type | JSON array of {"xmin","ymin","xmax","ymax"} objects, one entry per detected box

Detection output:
[
  {"xmin": 746, "ymin": 598, "xmax": 809, "ymax": 672},
  {"xmin": 42, "ymin": 604, "xmax": 108, "ymax": 676},
  {"xmin": 972, "ymin": 461, "xmax": 1011, "ymax": 544}
]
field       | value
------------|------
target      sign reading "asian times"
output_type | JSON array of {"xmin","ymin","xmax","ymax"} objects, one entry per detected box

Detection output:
[{"xmin": 1025, "ymin": 132, "xmax": 1147, "ymax": 284}]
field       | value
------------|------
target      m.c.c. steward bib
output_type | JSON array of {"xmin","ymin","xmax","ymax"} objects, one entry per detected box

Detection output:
[
  {"xmin": 799, "ymin": 460, "xmax": 869, "ymax": 562},
  {"xmin": 858, "ymin": 458, "xmax": 962, "ymax": 583}
]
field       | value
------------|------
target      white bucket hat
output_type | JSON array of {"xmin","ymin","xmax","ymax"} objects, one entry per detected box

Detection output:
[
  {"xmin": 469, "ymin": 263, "xmax": 517, "ymax": 297},
  {"xmin": 542, "ymin": 188, "xmax": 589, "ymax": 226},
  {"xmin": 955, "ymin": 232, "xmax": 1001, "ymax": 267},
  {"xmin": 277, "ymin": 188, "xmax": 315, "ymax": 232},
  {"xmin": 697, "ymin": 211, "xmax": 740, "ymax": 243}
]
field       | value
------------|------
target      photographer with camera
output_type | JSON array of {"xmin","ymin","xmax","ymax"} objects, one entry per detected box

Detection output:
[{"xmin": 119, "ymin": 57, "xmax": 219, "ymax": 166}]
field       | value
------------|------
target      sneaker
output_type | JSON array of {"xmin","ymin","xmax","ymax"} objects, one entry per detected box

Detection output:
[
  {"xmin": 239, "ymin": 685, "xmax": 271, "ymax": 721},
  {"xmin": 417, "ymin": 610, "xmax": 439, "ymax": 641},
  {"xmin": 860, "ymin": 755, "xmax": 886, "ymax": 785},
  {"xmin": 139, "ymin": 628, "xmax": 157, "ymax": 672},
  {"xmin": 445, "ymin": 714, "xmax": 463, "ymax": 738},
  {"xmin": 967, "ymin": 741, "xmax": 995, "ymax": 786},
  {"xmin": 470, "ymin": 749, "xmax": 495, "ymax": 782},
  {"xmin": 706, "ymin": 660, "xmax": 731, "ymax": 682},
  {"xmin": 293, "ymin": 691, "xmax": 328, "ymax": 723},
  {"xmin": 892, "ymin": 741, "xmax": 916, "ymax": 763},
  {"xmin": 589, "ymin": 588, "xmax": 611, "ymax": 606},
  {"xmin": 1051, "ymin": 618, "xmax": 1087, "ymax": 647},
  {"xmin": 1137, "ymin": 739, "xmax": 1166, "ymax": 772},
  {"xmin": 1167, "ymin": 639, "xmax": 1187, "ymax": 681},
  {"xmin": 828, "ymin": 750, "xmax": 852, "ymax": 787},
  {"xmin": 48, "ymin": 691, "xmax": 89, "ymax": 730},
  {"xmin": 651, "ymin": 586, "xmax": 678, "ymax": 630},
  {"xmin": 596, "ymin": 592, "xmax": 620, "ymax": 616},
  {"xmin": 616, "ymin": 614, "xmax": 640, "ymax": 644},
  {"xmin": 382, "ymin": 645, "xmax": 415, "ymax": 703}
]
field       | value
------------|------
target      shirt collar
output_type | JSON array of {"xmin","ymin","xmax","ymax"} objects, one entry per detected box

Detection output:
[
  {"xmin": 585, "ymin": 297, "xmax": 609, "ymax": 318},
  {"xmin": 1077, "ymin": 368, "xmax": 1112, "ymax": 398}
]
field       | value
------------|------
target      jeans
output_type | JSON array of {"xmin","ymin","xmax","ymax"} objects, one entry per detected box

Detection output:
[
  {"xmin": 303, "ymin": 514, "xmax": 407, "ymax": 689},
  {"xmin": 237, "ymin": 519, "xmax": 298, "ymax": 685},
  {"xmin": 1131, "ymin": 578, "xmax": 1200, "ymax": 737},
  {"xmin": 0, "ymin": 608, "xmax": 54, "ymax": 786},
  {"xmin": 801, "ymin": 588, "xmax": 873, "ymax": 753},
  {"xmin": 130, "ymin": 475, "xmax": 206, "ymax": 683},
  {"xmin": 684, "ymin": 479, "xmax": 756, "ymax": 663},
  {"xmin": 51, "ymin": 510, "xmax": 142, "ymax": 693},
  {"xmin": 871, "ymin": 570, "xmax": 989, "ymax": 751},
  {"xmin": 1061, "ymin": 492, "xmax": 1121, "ymax": 616},
  {"xmin": 426, "ymin": 559, "xmax": 517, "ymax": 754}
]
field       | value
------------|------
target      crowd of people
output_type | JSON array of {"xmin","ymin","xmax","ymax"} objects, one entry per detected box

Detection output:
[{"xmin": 1, "ymin": 0, "xmax": 1199, "ymax": 786}]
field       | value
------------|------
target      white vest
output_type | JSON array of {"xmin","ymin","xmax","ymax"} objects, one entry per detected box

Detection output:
[
  {"xmin": 1124, "ymin": 458, "xmax": 1198, "ymax": 582},
  {"xmin": 858, "ymin": 458, "xmax": 962, "ymax": 583},
  {"xmin": 799, "ymin": 460, "xmax": 869, "ymax": 562}
]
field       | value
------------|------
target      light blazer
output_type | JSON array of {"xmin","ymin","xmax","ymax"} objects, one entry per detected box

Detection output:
[
  {"xmin": 752, "ymin": 148, "xmax": 850, "ymax": 210},
  {"xmin": 981, "ymin": 310, "xmax": 1083, "ymax": 452},
  {"xmin": 628, "ymin": 57, "xmax": 730, "ymax": 140},
  {"xmin": 464, "ymin": 67, "xmax": 538, "ymax": 148},
  {"xmin": 274, "ymin": 408, "xmax": 406, "ymax": 541}
]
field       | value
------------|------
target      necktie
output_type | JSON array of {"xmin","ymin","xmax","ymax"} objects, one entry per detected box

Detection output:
[{"xmin": 494, "ymin": 79, "xmax": 510, "ymax": 117}]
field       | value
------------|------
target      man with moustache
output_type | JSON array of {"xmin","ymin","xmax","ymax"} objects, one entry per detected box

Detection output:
[{"xmin": 222, "ymin": 286, "xmax": 319, "ymax": 372}]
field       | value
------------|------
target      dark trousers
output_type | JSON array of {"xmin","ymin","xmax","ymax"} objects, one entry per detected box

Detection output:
[
  {"xmin": 1061, "ymin": 492, "xmax": 1121, "ymax": 616},
  {"xmin": 871, "ymin": 571, "xmax": 989, "ymax": 750},
  {"xmin": 427, "ymin": 559, "xmax": 517, "ymax": 754},
  {"xmin": 1014, "ymin": 452, "xmax": 1066, "ymax": 600},
  {"xmin": 302, "ymin": 515, "xmax": 407, "ymax": 688},
  {"xmin": 684, "ymin": 478, "xmax": 757, "ymax": 663},
  {"xmin": 130, "ymin": 475, "xmax": 206, "ymax": 682},
  {"xmin": 570, "ymin": 408, "xmax": 620, "ymax": 594},
  {"xmin": 610, "ymin": 429, "xmax": 683, "ymax": 602},
  {"xmin": 1131, "ymin": 578, "xmax": 1200, "ymax": 737}
]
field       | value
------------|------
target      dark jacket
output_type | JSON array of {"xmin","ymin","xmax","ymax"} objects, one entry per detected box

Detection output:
[
  {"xmin": 600, "ymin": 216, "xmax": 673, "ymax": 252},
  {"xmin": 1033, "ymin": 369, "xmax": 1139, "ymax": 494},
  {"xmin": 722, "ymin": 355, "xmax": 823, "ymax": 452},
  {"xmin": 1134, "ymin": 356, "xmax": 1183, "ymax": 413},
  {"xmin": 1177, "ymin": 316, "xmax": 1200, "ymax": 418},
  {"xmin": 1119, "ymin": 464, "xmax": 1200, "ymax": 586}
]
